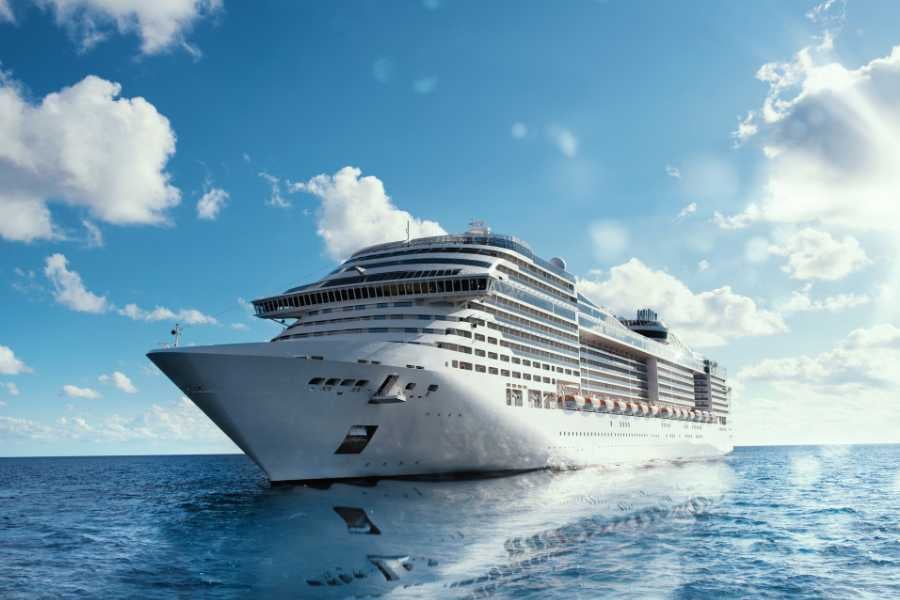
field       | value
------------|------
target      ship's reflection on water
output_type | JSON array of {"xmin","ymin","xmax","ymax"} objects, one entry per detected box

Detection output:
[{"xmin": 175, "ymin": 458, "xmax": 736, "ymax": 598}]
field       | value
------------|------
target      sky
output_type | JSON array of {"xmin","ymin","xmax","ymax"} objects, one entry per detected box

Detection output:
[{"xmin": 1, "ymin": 0, "xmax": 899, "ymax": 455}]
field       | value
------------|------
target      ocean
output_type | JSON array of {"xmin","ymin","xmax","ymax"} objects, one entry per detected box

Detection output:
[{"xmin": 1, "ymin": 445, "xmax": 899, "ymax": 599}]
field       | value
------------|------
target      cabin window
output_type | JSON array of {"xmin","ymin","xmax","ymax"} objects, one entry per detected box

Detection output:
[
  {"xmin": 459, "ymin": 362, "xmax": 473, "ymax": 371},
  {"xmin": 475, "ymin": 364, "xmax": 486, "ymax": 373},
  {"xmin": 475, "ymin": 349, "xmax": 485, "ymax": 357},
  {"xmin": 452, "ymin": 360, "xmax": 459, "ymax": 368},
  {"xmin": 488, "ymin": 337, "xmax": 497, "ymax": 345},
  {"xmin": 404, "ymin": 382, "xmax": 416, "ymax": 391},
  {"xmin": 474, "ymin": 334, "xmax": 485, "ymax": 342},
  {"xmin": 308, "ymin": 377, "xmax": 324, "ymax": 385},
  {"xmin": 488, "ymin": 352, "xmax": 498, "ymax": 360},
  {"xmin": 354, "ymin": 379, "xmax": 369, "ymax": 387},
  {"xmin": 325, "ymin": 378, "xmax": 340, "ymax": 386},
  {"xmin": 340, "ymin": 379, "xmax": 355, "ymax": 386},
  {"xmin": 489, "ymin": 367, "xmax": 498, "ymax": 375},
  {"xmin": 500, "ymin": 355, "xmax": 509, "ymax": 362},
  {"xmin": 501, "ymin": 369, "xmax": 510, "ymax": 377}
]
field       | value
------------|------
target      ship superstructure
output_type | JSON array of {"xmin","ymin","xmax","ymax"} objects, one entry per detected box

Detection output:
[{"xmin": 149, "ymin": 223, "xmax": 732, "ymax": 482}]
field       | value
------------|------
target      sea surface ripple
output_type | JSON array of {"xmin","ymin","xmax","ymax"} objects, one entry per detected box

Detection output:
[{"xmin": 1, "ymin": 445, "xmax": 899, "ymax": 598}]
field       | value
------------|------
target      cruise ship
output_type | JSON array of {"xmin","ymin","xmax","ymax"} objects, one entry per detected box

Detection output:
[{"xmin": 149, "ymin": 223, "xmax": 732, "ymax": 483}]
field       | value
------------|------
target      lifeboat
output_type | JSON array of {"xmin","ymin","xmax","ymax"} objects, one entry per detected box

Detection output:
[
  {"xmin": 597, "ymin": 398, "xmax": 610, "ymax": 412},
  {"xmin": 613, "ymin": 400, "xmax": 625, "ymax": 413},
  {"xmin": 582, "ymin": 397, "xmax": 595, "ymax": 412},
  {"xmin": 659, "ymin": 406, "xmax": 671, "ymax": 418},
  {"xmin": 677, "ymin": 409, "xmax": 687, "ymax": 420},
  {"xmin": 650, "ymin": 405, "xmax": 660, "ymax": 417}
]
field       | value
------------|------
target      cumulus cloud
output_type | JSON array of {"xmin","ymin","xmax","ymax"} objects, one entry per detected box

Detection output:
[
  {"xmin": 44, "ymin": 253, "xmax": 109, "ymax": 313},
  {"xmin": 117, "ymin": 303, "xmax": 217, "ymax": 325},
  {"xmin": 677, "ymin": 202, "xmax": 697, "ymax": 220},
  {"xmin": 723, "ymin": 42, "xmax": 900, "ymax": 232},
  {"xmin": 0, "ymin": 75, "xmax": 179, "ymax": 242},
  {"xmin": 0, "ymin": 345, "xmax": 31, "ymax": 375},
  {"xmin": 768, "ymin": 228, "xmax": 870, "ymax": 280},
  {"xmin": 291, "ymin": 166, "xmax": 445, "ymax": 261},
  {"xmin": 62, "ymin": 384, "xmax": 101, "ymax": 399},
  {"xmin": 547, "ymin": 125, "xmax": 578, "ymax": 158},
  {"xmin": 578, "ymin": 258, "xmax": 787, "ymax": 347},
  {"xmin": 780, "ymin": 284, "xmax": 870, "ymax": 313},
  {"xmin": 99, "ymin": 371, "xmax": 137, "ymax": 394},
  {"xmin": 42, "ymin": 253, "xmax": 216, "ymax": 324},
  {"xmin": 698, "ymin": 259, "xmax": 710, "ymax": 272},
  {"xmin": 739, "ymin": 323, "xmax": 900, "ymax": 391},
  {"xmin": 37, "ymin": 0, "xmax": 223, "ymax": 55},
  {"xmin": 665, "ymin": 164, "xmax": 681, "ymax": 178},
  {"xmin": 0, "ymin": 416, "xmax": 52, "ymax": 440},
  {"xmin": 3, "ymin": 382, "xmax": 20, "ymax": 396},
  {"xmin": 196, "ymin": 186, "xmax": 228, "ymax": 220}
]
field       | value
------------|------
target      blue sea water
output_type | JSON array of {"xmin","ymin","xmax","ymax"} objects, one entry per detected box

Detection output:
[{"xmin": 1, "ymin": 446, "xmax": 899, "ymax": 599}]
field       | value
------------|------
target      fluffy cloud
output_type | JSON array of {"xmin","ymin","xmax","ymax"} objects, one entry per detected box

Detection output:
[
  {"xmin": 0, "ymin": 75, "xmax": 179, "ymax": 242},
  {"xmin": 547, "ymin": 125, "xmax": 578, "ymax": 158},
  {"xmin": 0, "ymin": 416, "xmax": 52, "ymax": 440},
  {"xmin": 780, "ymin": 284, "xmax": 870, "ymax": 313},
  {"xmin": 697, "ymin": 259, "xmax": 710, "ymax": 272},
  {"xmin": 37, "ymin": 0, "xmax": 223, "ymax": 55},
  {"xmin": 677, "ymin": 202, "xmax": 697, "ymax": 219},
  {"xmin": 117, "ymin": 303, "xmax": 217, "ymax": 325},
  {"xmin": 196, "ymin": 186, "xmax": 229, "ymax": 220},
  {"xmin": 768, "ymin": 228, "xmax": 869, "ymax": 281},
  {"xmin": 0, "ymin": 345, "xmax": 31, "ymax": 375},
  {"xmin": 44, "ymin": 253, "xmax": 109, "ymax": 313},
  {"xmin": 62, "ymin": 384, "xmax": 101, "ymax": 399},
  {"xmin": 291, "ymin": 166, "xmax": 445, "ymax": 261},
  {"xmin": 3, "ymin": 382, "xmax": 20, "ymax": 396},
  {"xmin": 739, "ymin": 324, "xmax": 900, "ymax": 391},
  {"xmin": 82, "ymin": 219, "xmax": 103, "ymax": 248},
  {"xmin": 41, "ymin": 253, "xmax": 216, "ymax": 324},
  {"xmin": 99, "ymin": 371, "xmax": 137, "ymax": 394},
  {"xmin": 578, "ymin": 258, "xmax": 787, "ymax": 347},
  {"xmin": 665, "ymin": 164, "xmax": 681, "ymax": 178},
  {"xmin": 724, "ymin": 43, "xmax": 900, "ymax": 232}
]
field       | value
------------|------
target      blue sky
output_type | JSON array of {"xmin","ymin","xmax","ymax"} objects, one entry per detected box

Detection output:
[{"xmin": 1, "ymin": 0, "xmax": 899, "ymax": 455}]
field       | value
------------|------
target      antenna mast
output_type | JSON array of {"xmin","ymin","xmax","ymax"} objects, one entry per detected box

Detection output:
[{"xmin": 170, "ymin": 323, "xmax": 183, "ymax": 348}]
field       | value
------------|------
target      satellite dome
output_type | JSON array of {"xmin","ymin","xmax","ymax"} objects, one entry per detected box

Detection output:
[{"xmin": 549, "ymin": 256, "xmax": 567, "ymax": 271}]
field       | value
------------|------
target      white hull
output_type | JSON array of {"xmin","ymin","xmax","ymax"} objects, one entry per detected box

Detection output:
[{"xmin": 149, "ymin": 339, "xmax": 733, "ymax": 482}]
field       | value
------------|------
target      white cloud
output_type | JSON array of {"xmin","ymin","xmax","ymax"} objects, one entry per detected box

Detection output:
[
  {"xmin": 62, "ymin": 384, "xmax": 101, "ymax": 399},
  {"xmin": 511, "ymin": 122, "xmax": 528, "ymax": 139},
  {"xmin": 698, "ymin": 259, "xmax": 710, "ymax": 272},
  {"xmin": 780, "ymin": 284, "xmax": 870, "ymax": 313},
  {"xmin": 0, "ymin": 345, "xmax": 31, "ymax": 375},
  {"xmin": 82, "ymin": 219, "xmax": 103, "ymax": 248},
  {"xmin": 0, "ymin": 416, "xmax": 52, "ymax": 440},
  {"xmin": 712, "ymin": 205, "xmax": 761, "ymax": 230},
  {"xmin": 768, "ymin": 228, "xmax": 870, "ymax": 281},
  {"xmin": 724, "ymin": 43, "xmax": 900, "ymax": 233},
  {"xmin": 731, "ymin": 111, "xmax": 758, "ymax": 146},
  {"xmin": 677, "ymin": 202, "xmax": 697, "ymax": 219},
  {"xmin": 3, "ymin": 382, "xmax": 20, "ymax": 396},
  {"xmin": 588, "ymin": 221, "xmax": 629, "ymax": 262},
  {"xmin": 290, "ymin": 166, "xmax": 445, "ymax": 261},
  {"xmin": 44, "ymin": 253, "xmax": 109, "ymax": 314},
  {"xmin": 230, "ymin": 322, "xmax": 248, "ymax": 331},
  {"xmin": 412, "ymin": 76, "xmax": 438, "ymax": 94},
  {"xmin": 196, "ymin": 186, "xmax": 228, "ymax": 220},
  {"xmin": 665, "ymin": 164, "xmax": 681, "ymax": 178},
  {"xmin": 237, "ymin": 296, "xmax": 254, "ymax": 316},
  {"xmin": 117, "ymin": 303, "xmax": 217, "ymax": 325},
  {"xmin": 0, "ymin": 0, "xmax": 14, "ymax": 23},
  {"xmin": 0, "ymin": 74, "xmax": 179, "ymax": 242},
  {"xmin": 56, "ymin": 396, "xmax": 227, "ymax": 443},
  {"xmin": 578, "ymin": 258, "xmax": 787, "ymax": 347},
  {"xmin": 99, "ymin": 371, "xmax": 137, "ymax": 394},
  {"xmin": 547, "ymin": 125, "xmax": 578, "ymax": 158},
  {"xmin": 258, "ymin": 171, "xmax": 289, "ymax": 208},
  {"xmin": 38, "ymin": 0, "xmax": 223, "ymax": 55},
  {"xmin": 739, "ymin": 324, "xmax": 900, "ymax": 390}
]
